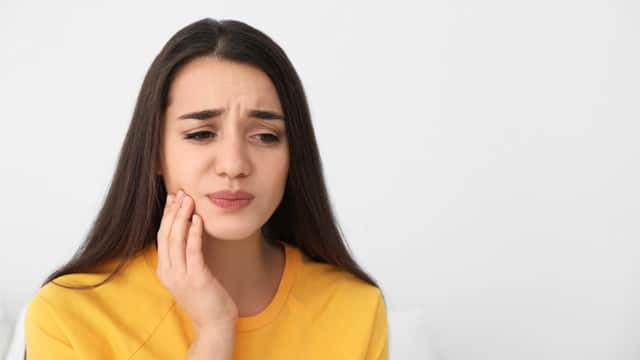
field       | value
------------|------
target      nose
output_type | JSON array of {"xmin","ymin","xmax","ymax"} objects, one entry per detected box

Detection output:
[{"xmin": 214, "ymin": 130, "xmax": 251, "ymax": 180}]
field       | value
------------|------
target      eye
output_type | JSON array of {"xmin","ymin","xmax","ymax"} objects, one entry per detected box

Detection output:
[
  {"xmin": 254, "ymin": 133, "xmax": 280, "ymax": 144},
  {"xmin": 184, "ymin": 131, "xmax": 215, "ymax": 141},
  {"xmin": 183, "ymin": 131, "xmax": 281, "ymax": 144}
]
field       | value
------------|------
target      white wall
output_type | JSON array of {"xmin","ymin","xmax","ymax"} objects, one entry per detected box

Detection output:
[{"xmin": 1, "ymin": 1, "xmax": 639, "ymax": 359}]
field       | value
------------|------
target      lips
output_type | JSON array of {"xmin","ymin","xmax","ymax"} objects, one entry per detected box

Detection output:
[
  {"xmin": 207, "ymin": 190, "xmax": 254, "ymax": 210},
  {"xmin": 207, "ymin": 190, "xmax": 254, "ymax": 200}
]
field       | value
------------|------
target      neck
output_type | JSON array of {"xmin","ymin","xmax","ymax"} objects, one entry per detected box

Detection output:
[{"xmin": 201, "ymin": 231, "xmax": 284, "ymax": 317}]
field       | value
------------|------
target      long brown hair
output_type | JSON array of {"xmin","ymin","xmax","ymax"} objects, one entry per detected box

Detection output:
[{"xmin": 42, "ymin": 18, "xmax": 380, "ymax": 294}]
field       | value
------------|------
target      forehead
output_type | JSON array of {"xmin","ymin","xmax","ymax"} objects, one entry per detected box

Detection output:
[{"xmin": 166, "ymin": 57, "xmax": 281, "ymax": 111}]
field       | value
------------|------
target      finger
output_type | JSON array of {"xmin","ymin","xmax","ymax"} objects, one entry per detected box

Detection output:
[
  {"xmin": 186, "ymin": 213, "xmax": 205, "ymax": 274},
  {"xmin": 159, "ymin": 190, "xmax": 184, "ymax": 268},
  {"xmin": 156, "ymin": 192, "xmax": 177, "ymax": 268},
  {"xmin": 169, "ymin": 193, "xmax": 193, "ymax": 273}
]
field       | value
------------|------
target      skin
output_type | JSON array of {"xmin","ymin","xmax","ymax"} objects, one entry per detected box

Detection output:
[{"xmin": 155, "ymin": 56, "xmax": 289, "ymax": 347}]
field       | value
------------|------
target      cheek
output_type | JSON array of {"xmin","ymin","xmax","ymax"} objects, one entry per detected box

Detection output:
[
  {"xmin": 272, "ymin": 164, "xmax": 289, "ymax": 200},
  {"xmin": 258, "ymin": 155, "xmax": 288, "ymax": 194},
  {"xmin": 272, "ymin": 155, "xmax": 289, "ymax": 185},
  {"xmin": 163, "ymin": 147, "xmax": 200, "ymax": 192}
]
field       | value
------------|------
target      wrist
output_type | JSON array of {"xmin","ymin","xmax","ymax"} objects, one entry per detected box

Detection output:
[
  {"xmin": 195, "ymin": 322, "xmax": 236, "ymax": 339},
  {"xmin": 188, "ymin": 326, "xmax": 236, "ymax": 359}
]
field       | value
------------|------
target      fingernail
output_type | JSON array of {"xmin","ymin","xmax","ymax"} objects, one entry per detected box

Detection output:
[{"xmin": 176, "ymin": 190, "xmax": 184, "ymax": 201}]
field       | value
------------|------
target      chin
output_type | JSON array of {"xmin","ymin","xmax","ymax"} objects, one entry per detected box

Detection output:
[{"xmin": 201, "ymin": 219, "xmax": 263, "ymax": 241}]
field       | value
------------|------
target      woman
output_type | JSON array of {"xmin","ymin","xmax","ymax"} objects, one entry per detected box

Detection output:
[{"xmin": 25, "ymin": 17, "xmax": 388, "ymax": 359}]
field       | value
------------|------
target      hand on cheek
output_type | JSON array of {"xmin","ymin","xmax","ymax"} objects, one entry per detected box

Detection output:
[{"xmin": 156, "ymin": 189, "xmax": 239, "ymax": 335}]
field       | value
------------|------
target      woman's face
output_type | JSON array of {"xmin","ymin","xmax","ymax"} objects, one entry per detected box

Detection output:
[{"xmin": 159, "ymin": 57, "xmax": 289, "ymax": 241}]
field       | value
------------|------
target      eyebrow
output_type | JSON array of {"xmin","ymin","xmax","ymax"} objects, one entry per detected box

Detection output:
[{"xmin": 177, "ymin": 108, "xmax": 285, "ymax": 121}]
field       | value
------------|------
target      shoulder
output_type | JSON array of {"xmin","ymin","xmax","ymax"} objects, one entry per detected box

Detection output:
[
  {"xmin": 26, "ymin": 248, "xmax": 174, "ymax": 350},
  {"xmin": 288, "ymin": 247, "xmax": 388, "ymax": 358},
  {"xmin": 294, "ymin": 248, "xmax": 383, "ymax": 300},
  {"xmin": 24, "ymin": 257, "xmax": 126, "ymax": 356},
  {"xmin": 291, "ymin": 247, "xmax": 386, "ymax": 322},
  {"xmin": 29, "ymin": 256, "xmax": 124, "ymax": 315},
  {"xmin": 31, "ymin": 252, "xmax": 144, "ymax": 310}
]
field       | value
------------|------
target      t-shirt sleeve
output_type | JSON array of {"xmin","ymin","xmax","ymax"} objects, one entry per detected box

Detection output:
[
  {"xmin": 25, "ymin": 294, "xmax": 76, "ymax": 359},
  {"xmin": 365, "ymin": 289, "xmax": 389, "ymax": 360}
]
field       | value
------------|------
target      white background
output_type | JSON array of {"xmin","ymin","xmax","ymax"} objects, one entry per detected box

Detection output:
[{"xmin": 1, "ymin": 1, "xmax": 639, "ymax": 359}]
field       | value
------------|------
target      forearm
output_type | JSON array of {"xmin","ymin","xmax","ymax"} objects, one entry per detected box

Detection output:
[{"xmin": 186, "ymin": 327, "xmax": 236, "ymax": 360}]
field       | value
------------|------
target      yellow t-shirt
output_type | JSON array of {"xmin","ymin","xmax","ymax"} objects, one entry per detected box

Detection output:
[{"xmin": 25, "ymin": 240, "xmax": 388, "ymax": 359}]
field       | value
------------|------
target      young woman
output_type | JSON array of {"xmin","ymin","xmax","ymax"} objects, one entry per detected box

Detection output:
[{"xmin": 25, "ymin": 18, "xmax": 388, "ymax": 359}]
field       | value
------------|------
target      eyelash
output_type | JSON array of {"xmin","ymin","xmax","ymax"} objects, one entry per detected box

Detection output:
[{"xmin": 184, "ymin": 131, "xmax": 281, "ymax": 144}]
